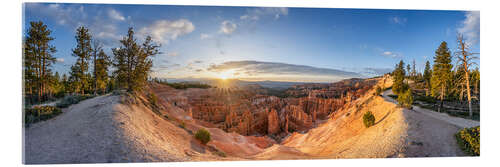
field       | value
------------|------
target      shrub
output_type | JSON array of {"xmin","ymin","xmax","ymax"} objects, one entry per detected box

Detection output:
[
  {"xmin": 363, "ymin": 111, "xmax": 376, "ymax": 128},
  {"xmin": 195, "ymin": 128, "xmax": 211, "ymax": 144},
  {"xmin": 214, "ymin": 150, "xmax": 226, "ymax": 157},
  {"xmin": 148, "ymin": 92, "xmax": 158, "ymax": 107},
  {"xmin": 397, "ymin": 88, "xmax": 413, "ymax": 109},
  {"xmin": 456, "ymin": 126, "xmax": 480, "ymax": 156},
  {"xmin": 179, "ymin": 121, "xmax": 186, "ymax": 129},
  {"xmin": 56, "ymin": 94, "xmax": 95, "ymax": 108},
  {"xmin": 25, "ymin": 106, "xmax": 62, "ymax": 125},
  {"xmin": 375, "ymin": 86, "xmax": 382, "ymax": 96}
]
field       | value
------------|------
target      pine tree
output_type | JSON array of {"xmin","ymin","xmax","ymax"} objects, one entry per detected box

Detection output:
[
  {"xmin": 69, "ymin": 26, "xmax": 93, "ymax": 94},
  {"xmin": 392, "ymin": 60, "xmax": 407, "ymax": 95},
  {"xmin": 423, "ymin": 60, "xmax": 432, "ymax": 96},
  {"xmin": 431, "ymin": 41, "xmax": 453, "ymax": 112},
  {"xmin": 112, "ymin": 28, "xmax": 160, "ymax": 92},
  {"xmin": 470, "ymin": 68, "xmax": 480, "ymax": 97},
  {"xmin": 93, "ymin": 42, "xmax": 111, "ymax": 94},
  {"xmin": 24, "ymin": 21, "xmax": 57, "ymax": 103},
  {"xmin": 455, "ymin": 34, "xmax": 478, "ymax": 118},
  {"xmin": 406, "ymin": 64, "xmax": 411, "ymax": 83}
]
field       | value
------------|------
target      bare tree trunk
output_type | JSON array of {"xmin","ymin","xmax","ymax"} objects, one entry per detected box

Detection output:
[
  {"xmin": 81, "ymin": 58, "xmax": 85, "ymax": 95},
  {"xmin": 94, "ymin": 52, "xmax": 97, "ymax": 95},
  {"xmin": 465, "ymin": 70, "xmax": 473, "ymax": 118},
  {"xmin": 458, "ymin": 35, "xmax": 474, "ymax": 118},
  {"xmin": 42, "ymin": 51, "xmax": 46, "ymax": 102},
  {"xmin": 439, "ymin": 85, "xmax": 444, "ymax": 113}
]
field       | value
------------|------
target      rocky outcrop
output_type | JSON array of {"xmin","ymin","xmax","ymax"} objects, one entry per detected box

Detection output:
[
  {"xmin": 151, "ymin": 78, "xmax": 377, "ymax": 141},
  {"xmin": 267, "ymin": 108, "xmax": 280, "ymax": 135}
]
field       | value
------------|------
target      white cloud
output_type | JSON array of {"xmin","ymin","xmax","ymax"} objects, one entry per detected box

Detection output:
[
  {"xmin": 219, "ymin": 20, "xmax": 237, "ymax": 35},
  {"xmin": 457, "ymin": 11, "xmax": 480, "ymax": 45},
  {"xmin": 381, "ymin": 51, "xmax": 402, "ymax": 58},
  {"xmin": 26, "ymin": 4, "xmax": 120, "ymax": 47},
  {"xmin": 207, "ymin": 60, "xmax": 362, "ymax": 79},
  {"xmin": 240, "ymin": 15, "xmax": 259, "ymax": 21},
  {"xmin": 240, "ymin": 7, "xmax": 288, "ymax": 21},
  {"xmin": 138, "ymin": 19, "xmax": 195, "ymax": 44},
  {"xmin": 200, "ymin": 33, "xmax": 212, "ymax": 40},
  {"xmin": 108, "ymin": 9, "xmax": 125, "ymax": 21},
  {"xmin": 167, "ymin": 52, "xmax": 179, "ymax": 57},
  {"xmin": 56, "ymin": 58, "xmax": 65, "ymax": 63},
  {"xmin": 391, "ymin": 16, "xmax": 407, "ymax": 25}
]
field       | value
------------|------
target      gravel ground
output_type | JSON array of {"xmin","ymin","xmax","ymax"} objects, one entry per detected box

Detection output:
[
  {"xmin": 24, "ymin": 95, "xmax": 143, "ymax": 164},
  {"xmin": 382, "ymin": 89, "xmax": 477, "ymax": 157}
]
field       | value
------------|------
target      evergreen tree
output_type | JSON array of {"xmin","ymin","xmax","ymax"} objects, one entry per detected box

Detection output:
[
  {"xmin": 431, "ymin": 41, "xmax": 453, "ymax": 112},
  {"xmin": 69, "ymin": 26, "xmax": 93, "ymax": 94},
  {"xmin": 93, "ymin": 42, "xmax": 111, "ymax": 94},
  {"xmin": 24, "ymin": 21, "xmax": 57, "ymax": 103},
  {"xmin": 392, "ymin": 60, "xmax": 407, "ymax": 95},
  {"xmin": 470, "ymin": 68, "xmax": 480, "ymax": 96},
  {"xmin": 112, "ymin": 28, "xmax": 160, "ymax": 92},
  {"xmin": 62, "ymin": 73, "xmax": 69, "ymax": 95},
  {"xmin": 406, "ymin": 64, "xmax": 411, "ymax": 80},
  {"xmin": 423, "ymin": 60, "xmax": 432, "ymax": 96}
]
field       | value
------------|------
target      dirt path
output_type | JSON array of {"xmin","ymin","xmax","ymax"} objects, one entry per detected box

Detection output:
[
  {"xmin": 382, "ymin": 89, "xmax": 477, "ymax": 157},
  {"xmin": 24, "ymin": 95, "xmax": 134, "ymax": 164}
]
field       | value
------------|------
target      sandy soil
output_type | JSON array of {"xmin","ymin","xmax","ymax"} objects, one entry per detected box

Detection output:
[{"xmin": 275, "ymin": 78, "xmax": 408, "ymax": 159}]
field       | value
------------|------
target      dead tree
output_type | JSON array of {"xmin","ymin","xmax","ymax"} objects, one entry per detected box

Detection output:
[{"xmin": 455, "ymin": 34, "xmax": 479, "ymax": 118}]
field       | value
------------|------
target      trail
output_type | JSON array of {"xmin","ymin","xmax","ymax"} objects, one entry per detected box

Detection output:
[
  {"xmin": 382, "ymin": 89, "xmax": 478, "ymax": 157},
  {"xmin": 382, "ymin": 89, "xmax": 479, "ymax": 129},
  {"xmin": 24, "ymin": 94, "xmax": 229, "ymax": 164}
]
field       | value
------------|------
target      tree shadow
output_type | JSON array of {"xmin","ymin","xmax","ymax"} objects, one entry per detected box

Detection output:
[
  {"xmin": 190, "ymin": 139, "xmax": 206, "ymax": 154},
  {"xmin": 374, "ymin": 110, "xmax": 394, "ymax": 125}
]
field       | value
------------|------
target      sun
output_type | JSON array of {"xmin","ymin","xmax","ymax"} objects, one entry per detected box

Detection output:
[
  {"xmin": 217, "ymin": 69, "xmax": 236, "ymax": 80},
  {"xmin": 220, "ymin": 74, "xmax": 228, "ymax": 80}
]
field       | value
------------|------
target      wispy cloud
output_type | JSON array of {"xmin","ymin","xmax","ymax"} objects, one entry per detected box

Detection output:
[
  {"xmin": 56, "ymin": 58, "xmax": 65, "ymax": 63},
  {"xmin": 108, "ymin": 9, "xmax": 125, "ymax": 21},
  {"xmin": 138, "ymin": 19, "xmax": 195, "ymax": 45},
  {"xmin": 390, "ymin": 16, "xmax": 407, "ymax": 25},
  {"xmin": 457, "ymin": 11, "xmax": 480, "ymax": 45},
  {"xmin": 219, "ymin": 20, "xmax": 237, "ymax": 35},
  {"xmin": 363, "ymin": 67, "xmax": 392, "ymax": 76},
  {"xmin": 167, "ymin": 52, "xmax": 179, "ymax": 57},
  {"xmin": 200, "ymin": 33, "xmax": 212, "ymax": 40},
  {"xmin": 207, "ymin": 60, "xmax": 362, "ymax": 79},
  {"xmin": 381, "ymin": 51, "xmax": 402, "ymax": 58},
  {"xmin": 240, "ymin": 7, "xmax": 288, "ymax": 21},
  {"xmin": 26, "ymin": 4, "xmax": 122, "ymax": 46}
]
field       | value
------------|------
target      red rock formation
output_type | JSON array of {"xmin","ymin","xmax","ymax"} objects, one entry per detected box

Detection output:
[
  {"xmin": 267, "ymin": 108, "xmax": 280, "ymax": 135},
  {"xmin": 151, "ymin": 78, "xmax": 377, "ymax": 141}
]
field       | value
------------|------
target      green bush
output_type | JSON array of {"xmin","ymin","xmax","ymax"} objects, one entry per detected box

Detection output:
[
  {"xmin": 195, "ymin": 128, "xmax": 211, "ymax": 144},
  {"xmin": 179, "ymin": 121, "xmax": 186, "ymax": 129},
  {"xmin": 456, "ymin": 126, "xmax": 480, "ymax": 156},
  {"xmin": 363, "ymin": 111, "xmax": 376, "ymax": 128},
  {"xmin": 375, "ymin": 86, "xmax": 382, "ymax": 96},
  {"xmin": 56, "ymin": 94, "xmax": 94, "ymax": 108},
  {"xmin": 25, "ymin": 106, "xmax": 62, "ymax": 125},
  {"xmin": 397, "ymin": 88, "xmax": 413, "ymax": 109},
  {"xmin": 214, "ymin": 150, "xmax": 226, "ymax": 157}
]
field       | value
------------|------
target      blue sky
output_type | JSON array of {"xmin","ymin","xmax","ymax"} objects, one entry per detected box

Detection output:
[{"xmin": 24, "ymin": 3, "xmax": 480, "ymax": 82}]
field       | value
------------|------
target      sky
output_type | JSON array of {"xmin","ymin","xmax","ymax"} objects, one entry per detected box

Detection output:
[{"xmin": 24, "ymin": 3, "xmax": 480, "ymax": 83}]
